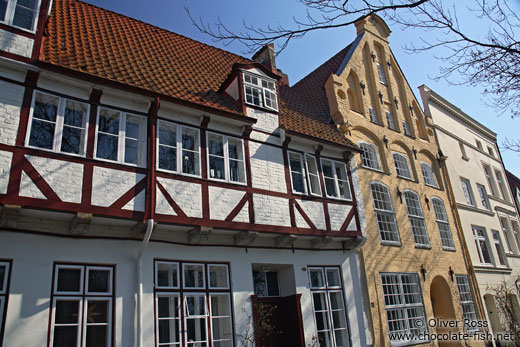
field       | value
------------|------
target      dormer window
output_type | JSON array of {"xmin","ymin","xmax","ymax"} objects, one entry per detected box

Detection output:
[
  {"xmin": 243, "ymin": 72, "xmax": 278, "ymax": 111},
  {"xmin": 0, "ymin": 0, "xmax": 40, "ymax": 32}
]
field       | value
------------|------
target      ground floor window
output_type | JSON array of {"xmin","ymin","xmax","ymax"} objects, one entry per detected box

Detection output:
[
  {"xmin": 455, "ymin": 275, "xmax": 479, "ymax": 333},
  {"xmin": 380, "ymin": 272, "xmax": 428, "ymax": 345},
  {"xmin": 308, "ymin": 266, "xmax": 350, "ymax": 347},
  {"xmin": 154, "ymin": 260, "xmax": 233, "ymax": 347},
  {"xmin": 0, "ymin": 260, "xmax": 11, "ymax": 342},
  {"xmin": 49, "ymin": 263, "xmax": 114, "ymax": 347}
]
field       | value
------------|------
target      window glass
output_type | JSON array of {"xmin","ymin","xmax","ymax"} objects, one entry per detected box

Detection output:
[
  {"xmin": 96, "ymin": 108, "xmax": 120, "ymax": 162},
  {"xmin": 12, "ymin": 0, "xmax": 38, "ymax": 30},
  {"xmin": 0, "ymin": 261, "xmax": 10, "ymax": 332},
  {"xmin": 61, "ymin": 100, "xmax": 88, "ymax": 155},
  {"xmin": 181, "ymin": 127, "xmax": 200, "ymax": 175},
  {"xmin": 289, "ymin": 152, "xmax": 306, "ymax": 194},
  {"xmin": 156, "ymin": 294, "xmax": 181, "ymax": 345},
  {"xmin": 305, "ymin": 155, "xmax": 321, "ymax": 195},
  {"xmin": 402, "ymin": 120, "xmax": 412, "ymax": 136},
  {"xmin": 210, "ymin": 294, "xmax": 232, "ymax": 346},
  {"xmin": 156, "ymin": 262, "xmax": 179, "ymax": 288},
  {"xmin": 228, "ymin": 137, "xmax": 245, "ymax": 183},
  {"xmin": 359, "ymin": 142, "xmax": 381, "ymax": 170},
  {"xmin": 472, "ymin": 227, "xmax": 493, "ymax": 264},
  {"xmin": 29, "ymin": 92, "xmax": 59, "ymax": 150},
  {"xmin": 393, "ymin": 153, "xmax": 412, "ymax": 179},
  {"xmin": 476, "ymin": 184, "xmax": 490, "ymax": 210},
  {"xmin": 404, "ymin": 191, "xmax": 430, "ymax": 247},
  {"xmin": 495, "ymin": 170, "xmax": 507, "ymax": 201},
  {"xmin": 432, "ymin": 198, "xmax": 455, "ymax": 250},
  {"xmin": 321, "ymin": 159, "xmax": 351, "ymax": 199},
  {"xmin": 309, "ymin": 268, "xmax": 325, "ymax": 289},
  {"xmin": 243, "ymin": 72, "xmax": 278, "ymax": 111},
  {"xmin": 421, "ymin": 163, "xmax": 437, "ymax": 187},
  {"xmin": 208, "ymin": 265, "xmax": 229, "ymax": 289},
  {"xmin": 492, "ymin": 231, "xmax": 507, "ymax": 266},
  {"xmin": 460, "ymin": 178, "xmax": 475, "ymax": 206},
  {"xmin": 253, "ymin": 270, "xmax": 279, "ymax": 297},
  {"xmin": 56, "ymin": 267, "xmax": 82, "ymax": 293},
  {"xmin": 483, "ymin": 164, "xmax": 497, "ymax": 196},
  {"xmin": 183, "ymin": 264, "xmax": 205, "ymax": 289},
  {"xmin": 158, "ymin": 121, "xmax": 177, "ymax": 172},
  {"xmin": 369, "ymin": 107, "xmax": 378, "ymax": 123},
  {"xmin": 377, "ymin": 63, "xmax": 387, "ymax": 84},
  {"xmin": 208, "ymin": 132, "xmax": 245, "ymax": 183},
  {"xmin": 455, "ymin": 275, "xmax": 479, "ymax": 332},
  {"xmin": 386, "ymin": 111, "xmax": 396, "ymax": 130},
  {"xmin": 371, "ymin": 182, "xmax": 400, "ymax": 244},
  {"xmin": 208, "ymin": 133, "xmax": 225, "ymax": 180},
  {"xmin": 124, "ymin": 115, "xmax": 146, "ymax": 166}
]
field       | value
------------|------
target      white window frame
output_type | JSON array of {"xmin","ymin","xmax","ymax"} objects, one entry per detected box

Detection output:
[
  {"xmin": 476, "ymin": 183, "xmax": 491, "ymax": 210},
  {"xmin": 431, "ymin": 197, "xmax": 455, "ymax": 250},
  {"xmin": 377, "ymin": 63, "xmax": 387, "ymax": 85},
  {"xmin": 370, "ymin": 182, "xmax": 400, "ymax": 245},
  {"xmin": 359, "ymin": 142, "xmax": 381, "ymax": 171},
  {"xmin": 494, "ymin": 169, "xmax": 508, "ymax": 201},
  {"xmin": 206, "ymin": 132, "xmax": 246, "ymax": 184},
  {"xmin": 392, "ymin": 152, "xmax": 412, "ymax": 179},
  {"xmin": 288, "ymin": 152, "xmax": 322, "ymax": 196},
  {"xmin": 207, "ymin": 264, "xmax": 230, "ymax": 290},
  {"xmin": 182, "ymin": 263, "xmax": 206, "ymax": 290},
  {"xmin": 483, "ymin": 164, "xmax": 497, "ymax": 197},
  {"xmin": 0, "ymin": 260, "xmax": 10, "ymax": 335},
  {"xmin": 499, "ymin": 216, "xmax": 518, "ymax": 254},
  {"xmin": 420, "ymin": 163, "xmax": 437, "ymax": 187},
  {"xmin": 209, "ymin": 293, "xmax": 233, "ymax": 346},
  {"xmin": 305, "ymin": 154, "xmax": 322, "ymax": 196},
  {"xmin": 403, "ymin": 190, "xmax": 430, "ymax": 248},
  {"xmin": 50, "ymin": 264, "xmax": 114, "ymax": 347},
  {"xmin": 26, "ymin": 91, "xmax": 90, "ymax": 157},
  {"xmin": 155, "ymin": 261, "xmax": 180, "ymax": 290},
  {"xmin": 288, "ymin": 151, "xmax": 307, "ymax": 194},
  {"xmin": 491, "ymin": 230, "xmax": 508, "ymax": 267},
  {"xmin": 157, "ymin": 121, "xmax": 201, "ymax": 177},
  {"xmin": 455, "ymin": 275, "xmax": 479, "ymax": 333},
  {"xmin": 155, "ymin": 292, "xmax": 181, "ymax": 346},
  {"xmin": 183, "ymin": 293, "xmax": 209, "ymax": 347},
  {"xmin": 320, "ymin": 158, "xmax": 352, "ymax": 200},
  {"xmin": 94, "ymin": 107, "xmax": 147, "ymax": 167},
  {"xmin": 242, "ymin": 71, "xmax": 278, "ymax": 111},
  {"xmin": 472, "ymin": 226, "xmax": 494, "ymax": 265},
  {"xmin": 460, "ymin": 178, "xmax": 475, "ymax": 206},
  {"xmin": 0, "ymin": 0, "xmax": 41, "ymax": 32},
  {"xmin": 511, "ymin": 220, "xmax": 520, "ymax": 253},
  {"xmin": 380, "ymin": 273, "xmax": 428, "ymax": 346},
  {"xmin": 369, "ymin": 107, "xmax": 378, "ymax": 123},
  {"xmin": 402, "ymin": 120, "xmax": 412, "ymax": 136},
  {"xmin": 386, "ymin": 111, "xmax": 396, "ymax": 130}
]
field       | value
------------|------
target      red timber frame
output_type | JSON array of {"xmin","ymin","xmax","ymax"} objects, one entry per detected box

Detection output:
[{"xmin": 0, "ymin": 70, "xmax": 362, "ymax": 239}]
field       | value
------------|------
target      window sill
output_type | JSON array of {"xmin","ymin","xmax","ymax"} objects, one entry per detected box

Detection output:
[
  {"xmin": 94, "ymin": 155, "xmax": 146, "ymax": 169},
  {"xmin": 360, "ymin": 165, "xmax": 384, "ymax": 174},
  {"xmin": 381, "ymin": 241, "xmax": 402, "ymax": 247},
  {"xmin": 156, "ymin": 167, "xmax": 202, "ymax": 179},
  {"xmin": 208, "ymin": 176, "xmax": 248, "ymax": 187},
  {"xmin": 414, "ymin": 244, "xmax": 431, "ymax": 250},
  {"xmin": 403, "ymin": 133, "xmax": 416, "ymax": 139},
  {"xmin": 25, "ymin": 144, "xmax": 87, "ymax": 160},
  {"xmin": 455, "ymin": 203, "xmax": 495, "ymax": 216},
  {"xmin": 442, "ymin": 247, "xmax": 456, "ymax": 252},
  {"xmin": 461, "ymin": 156, "xmax": 470, "ymax": 161},
  {"xmin": 0, "ymin": 22, "xmax": 37, "ymax": 35},
  {"xmin": 396, "ymin": 175, "xmax": 415, "ymax": 183}
]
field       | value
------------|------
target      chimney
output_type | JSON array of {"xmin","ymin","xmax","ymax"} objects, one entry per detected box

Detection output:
[{"xmin": 252, "ymin": 43, "xmax": 276, "ymax": 72}]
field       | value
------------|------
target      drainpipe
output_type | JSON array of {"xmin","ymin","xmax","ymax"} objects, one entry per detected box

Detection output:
[{"xmin": 135, "ymin": 219, "xmax": 154, "ymax": 347}]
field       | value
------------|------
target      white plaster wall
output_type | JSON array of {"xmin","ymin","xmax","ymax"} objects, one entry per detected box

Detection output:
[
  {"xmin": 156, "ymin": 177, "xmax": 202, "ymax": 218},
  {"xmin": 92, "ymin": 167, "xmax": 146, "ymax": 211},
  {"xmin": 296, "ymin": 199, "xmax": 326, "ymax": 230},
  {"xmin": 249, "ymin": 141, "xmax": 286, "ymax": 193},
  {"xmin": 25, "ymin": 155, "xmax": 84, "ymax": 203},
  {"xmin": 0, "ymin": 80, "xmax": 24, "ymax": 145},
  {"xmin": 155, "ymin": 185, "xmax": 176, "ymax": 215},
  {"xmin": 0, "ymin": 150, "xmax": 12, "ymax": 194},
  {"xmin": 208, "ymin": 186, "xmax": 246, "ymax": 221},
  {"xmin": 0, "ymin": 29, "xmax": 34, "ymax": 58},
  {"xmin": 246, "ymin": 107, "xmax": 279, "ymax": 133},
  {"xmin": 19, "ymin": 170, "xmax": 45, "ymax": 199},
  {"xmin": 328, "ymin": 204, "xmax": 352, "ymax": 231},
  {"xmin": 253, "ymin": 193, "xmax": 291, "ymax": 227}
]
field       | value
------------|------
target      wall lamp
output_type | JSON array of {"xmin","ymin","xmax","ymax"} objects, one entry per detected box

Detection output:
[{"xmin": 420, "ymin": 264, "xmax": 427, "ymax": 281}]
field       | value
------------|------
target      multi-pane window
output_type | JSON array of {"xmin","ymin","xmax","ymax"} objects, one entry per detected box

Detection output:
[
  {"xmin": 0, "ymin": 260, "xmax": 11, "ymax": 339},
  {"xmin": 377, "ymin": 63, "xmax": 387, "ymax": 85},
  {"xmin": 157, "ymin": 121, "xmax": 201, "ymax": 176},
  {"xmin": 0, "ymin": 0, "xmax": 40, "ymax": 31},
  {"xmin": 392, "ymin": 153, "xmax": 412, "ymax": 179},
  {"xmin": 499, "ymin": 217, "xmax": 517, "ymax": 254},
  {"xmin": 476, "ymin": 184, "xmax": 490, "ymax": 210},
  {"xmin": 308, "ymin": 267, "xmax": 349, "ymax": 347},
  {"xmin": 459, "ymin": 142, "xmax": 467, "ymax": 159},
  {"xmin": 370, "ymin": 182, "xmax": 400, "ymax": 244},
  {"xmin": 494, "ymin": 169, "xmax": 508, "ymax": 201},
  {"xmin": 476, "ymin": 140, "xmax": 483, "ymax": 151},
  {"xmin": 402, "ymin": 121, "xmax": 412, "ymax": 136},
  {"xmin": 487, "ymin": 146, "xmax": 494, "ymax": 157},
  {"xmin": 512, "ymin": 220, "xmax": 520, "ymax": 252},
  {"xmin": 359, "ymin": 142, "xmax": 381, "ymax": 170},
  {"xmin": 455, "ymin": 275, "xmax": 479, "ymax": 333},
  {"xmin": 27, "ymin": 91, "xmax": 89, "ymax": 156},
  {"xmin": 460, "ymin": 178, "xmax": 475, "ymax": 206},
  {"xmin": 288, "ymin": 152, "xmax": 322, "ymax": 196},
  {"xmin": 380, "ymin": 273, "xmax": 428, "ymax": 345},
  {"xmin": 472, "ymin": 227, "xmax": 493, "ymax": 265},
  {"xmin": 95, "ymin": 107, "xmax": 147, "ymax": 166},
  {"xmin": 483, "ymin": 164, "xmax": 497, "ymax": 197},
  {"xmin": 288, "ymin": 152, "xmax": 305, "ymax": 194},
  {"xmin": 432, "ymin": 197, "xmax": 455, "ymax": 250},
  {"xmin": 207, "ymin": 132, "xmax": 246, "ymax": 184},
  {"xmin": 154, "ymin": 261, "xmax": 233, "ymax": 347},
  {"xmin": 420, "ymin": 163, "xmax": 437, "ymax": 187},
  {"xmin": 305, "ymin": 154, "xmax": 322, "ymax": 196},
  {"xmin": 369, "ymin": 107, "xmax": 378, "ymax": 123},
  {"xmin": 492, "ymin": 231, "xmax": 507, "ymax": 266},
  {"xmin": 386, "ymin": 111, "xmax": 396, "ymax": 130},
  {"xmin": 321, "ymin": 159, "xmax": 351, "ymax": 200},
  {"xmin": 404, "ymin": 191, "xmax": 430, "ymax": 248},
  {"xmin": 253, "ymin": 270, "xmax": 280, "ymax": 297},
  {"xmin": 243, "ymin": 72, "xmax": 278, "ymax": 111},
  {"xmin": 50, "ymin": 264, "xmax": 114, "ymax": 347}
]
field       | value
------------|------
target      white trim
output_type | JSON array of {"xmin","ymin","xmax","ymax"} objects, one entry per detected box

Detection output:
[
  {"xmin": 320, "ymin": 158, "xmax": 352, "ymax": 201},
  {"xmin": 288, "ymin": 150, "xmax": 307, "ymax": 195},
  {"xmin": 208, "ymin": 293, "xmax": 234, "ymax": 346},
  {"xmin": 53, "ymin": 264, "xmax": 84, "ymax": 295},
  {"xmin": 82, "ymin": 297, "xmax": 113, "ymax": 347},
  {"xmin": 206, "ymin": 131, "xmax": 247, "ymax": 185},
  {"xmin": 155, "ymin": 261, "xmax": 180, "ymax": 290},
  {"xmin": 154, "ymin": 293, "xmax": 182, "ymax": 347},
  {"xmin": 85, "ymin": 266, "xmax": 113, "ymax": 296},
  {"xmin": 0, "ymin": 0, "xmax": 42, "ymax": 33},
  {"xmin": 182, "ymin": 263, "xmax": 206, "ymax": 289},
  {"xmin": 207, "ymin": 264, "xmax": 230, "ymax": 290},
  {"xmin": 0, "ymin": 261, "xmax": 9, "ymax": 295},
  {"xmin": 50, "ymin": 296, "xmax": 83, "ymax": 347}
]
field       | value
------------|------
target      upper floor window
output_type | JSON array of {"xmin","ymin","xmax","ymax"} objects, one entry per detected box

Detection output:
[
  {"xmin": 472, "ymin": 226, "xmax": 493, "ymax": 265},
  {"xmin": 499, "ymin": 216, "xmax": 517, "ymax": 254},
  {"xmin": 157, "ymin": 120, "xmax": 201, "ymax": 176},
  {"xmin": 321, "ymin": 159, "xmax": 351, "ymax": 200},
  {"xmin": 0, "ymin": 0, "xmax": 39, "ymax": 31},
  {"xmin": 487, "ymin": 146, "xmax": 494, "ymax": 157},
  {"xmin": 420, "ymin": 163, "xmax": 437, "ymax": 187},
  {"xmin": 359, "ymin": 142, "xmax": 381, "ymax": 170},
  {"xmin": 455, "ymin": 275, "xmax": 479, "ymax": 333},
  {"xmin": 483, "ymin": 164, "xmax": 497, "ymax": 197},
  {"xmin": 95, "ymin": 107, "xmax": 147, "ymax": 167},
  {"xmin": 386, "ymin": 111, "xmax": 396, "ymax": 130},
  {"xmin": 370, "ymin": 182, "xmax": 400, "ymax": 244},
  {"xmin": 369, "ymin": 107, "xmax": 378, "ymax": 123},
  {"xmin": 476, "ymin": 139, "xmax": 483, "ymax": 151},
  {"xmin": 402, "ymin": 120, "xmax": 412, "ymax": 136},
  {"xmin": 393, "ymin": 153, "xmax": 412, "ymax": 179},
  {"xmin": 288, "ymin": 152, "xmax": 322, "ymax": 196},
  {"xmin": 476, "ymin": 183, "xmax": 490, "ymax": 210},
  {"xmin": 404, "ymin": 191, "xmax": 430, "ymax": 248},
  {"xmin": 377, "ymin": 63, "xmax": 387, "ymax": 85},
  {"xmin": 512, "ymin": 220, "xmax": 520, "ymax": 252},
  {"xmin": 0, "ymin": 260, "xmax": 11, "ymax": 337},
  {"xmin": 154, "ymin": 261, "xmax": 233, "ymax": 347},
  {"xmin": 207, "ymin": 132, "xmax": 245, "ymax": 184},
  {"xmin": 491, "ymin": 230, "xmax": 507, "ymax": 266},
  {"xmin": 27, "ymin": 91, "xmax": 89, "ymax": 156},
  {"xmin": 50, "ymin": 264, "xmax": 114, "ymax": 347},
  {"xmin": 460, "ymin": 178, "xmax": 475, "ymax": 206},
  {"xmin": 243, "ymin": 72, "xmax": 278, "ymax": 111},
  {"xmin": 432, "ymin": 197, "xmax": 455, "ymax": 250},
  {"xmin": 459, "ymin": 142, "xmax": 468, "ymax": 160},
  {"xmin": 494, "ymin": 169, "xmax": 508, "ymax": 201}
]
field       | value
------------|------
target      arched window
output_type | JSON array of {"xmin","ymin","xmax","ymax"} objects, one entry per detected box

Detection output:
[
  {"xmin": 421, "ymin": 163, "xmax": 437, "ymax": 187},
  {"xmin": 370, "ymin": 182, "xmax": 400, "ymax": 244},
  {"xmin": 393, "ymin": 152, "xmax": 412, "ymax": 179},
  {"xmin": 359, "ymin": 142, "xmax": 381, "ymax": 170},
  {"xmin": 432, "ymin": 197, "xmax": 455, "ymax": 250},
  {"xmin": 404, "ymin": 191, "xmax": 430, "ymax": 247}
]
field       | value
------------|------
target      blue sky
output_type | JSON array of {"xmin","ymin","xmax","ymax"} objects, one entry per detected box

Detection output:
[{"xmin": 82, "ymin": 0, "xmax": 520, "ymax": 176}]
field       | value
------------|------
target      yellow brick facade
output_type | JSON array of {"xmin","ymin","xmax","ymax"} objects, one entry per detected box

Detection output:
[{"xmin": 323, "ymin": 16, "xmax": 485, "ymax": 346}]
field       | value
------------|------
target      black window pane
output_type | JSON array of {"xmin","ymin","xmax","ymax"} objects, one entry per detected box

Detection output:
[
  {"xmin": 86, "ymin": 301, "xmax": 108, "ymax": 323},
  {"xmin": 53, "ymin": 326, "xmax": 78, "ymax": 347},
  {"xmin": 266, "ymin": 271, "xmax": 279, "ymax": 296},
  {"xmin": 96, "ymin": 134, "xmax": 118, "ymax": 161},
  {"xmin": 209, "ymin": 156, "xmax": 225, "ymax": 179},
  {"xmin": 29, "ymin": 119, "xmax": 55, "ymax": 149},
  {"xmin": 17, "ymin": 0, "xmax": 37, "ymax": 9},
  {"xmin": 182, "ymin": 150, "xmax": 197, "ymax": 175},
  {"xmin": 159, "ymin": 128, "xmax": 176, "ymax": 146},
  {"xmin": 0, "ymin": 1, "xmax": 7, "ymax": 21},
  {"xmin": 86, "ymin": 325, "xmax": 107, "ymax": 347},
  {"xmin": 124, "ymin": 138, "xmax": 138, "ymax": 164},
  {"xmin": 291, "ymin": 172, "xmax": 305, "ymax": 193},
  {"xmin": 34, "ymin": 99, "xmax": 57, "ymax": 122},
  {"xmin": 159, "ymin": 319, "xmax": 180, "ymax": 343},
  {"xmin": 159, "ymin": 146, "xmax": 177, "ymax": 171},
  {"xmin": 182, "ymin": 132, "xmax": 196, "ymax": 151},
  {"xmin": 55, "ymin": 300, "xmax": 79, "ymax": 324},
  {"xmin": 186, "ymin": 319, "xmax": 207, "ymax": 341},
  {"xmin": 57, "ymin": 268, "xmax": 81, "ymax": 292},
  {"xmin": 325, "ymin": 177, "xmax": 337, "ymax": 197},
  {"xmin": 61, "ymin": 127, "xmax": 82, "ymax": 154},
  {"xmin": 290, "ymin": 157, "xmax": 302, "ymax": 172},
  {"xmin": 208, "ymin": 136, "xmax": 224, "ymax": 156},
  {"xmin": 98, "ymin": 114, "xmax": 119, "ymax": 135},
  {"xmin": 0, "ymin": 265, "xmax": 5, "ymax": 291},
  {"xmin": 88, "ymin": 269, "xmax": 109, "ymax": 293},
  {"xmin": 13, "ymin": 6, "xmax": 35, "ymax": 30},
  {"xmin": 126, "ymin": 121, "xmax": 140, "ymax": 139}
]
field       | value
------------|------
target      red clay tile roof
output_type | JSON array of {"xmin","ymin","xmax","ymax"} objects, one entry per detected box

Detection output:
[
  {"xmin": 279, "ymin": 45, "xmax": 358, "ymax": 149},
  {"xmin": 41, "ymin": 0, "xmax": 357, "ymax": 149}
]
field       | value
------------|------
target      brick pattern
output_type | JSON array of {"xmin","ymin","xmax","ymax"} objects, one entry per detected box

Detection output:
[
  {"xmin": 0, "ymin": 29, "xmax": 34, "ymax": 58},
  {"xmin": 209, "ymin": 186, "xmax": 246, "ymax": 221},
  {"xmin": 156, "ymin": 177, "xmax": 202, "ymax": 218},
  {"xmin": 328, "ymin": 203, "xmax": 352, "ymax": 231},
  {"xmin": 19, "ymin": 170, "xmax": 45, "ymax": 199},
  {"xmin": 91, "ymin": 167, "xmax": 146, "ymax": 208},
  {"xmin": 0, "ymin": 80, "xmax": 24, "ymax": 145},
  {"xmin": 249, "ymin": 142, "xmax": 286, "ymax": 193},
  {"xmin": 253, "ymin": 193, "xmax": 291, "ymax": 227},
  {"xmin": 0, "ymin": 150, "xmax": 13, "ymax": 194},
  {"xmin": 296, "ymin": 199, "xmax": 326, "ymax": 230}
]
